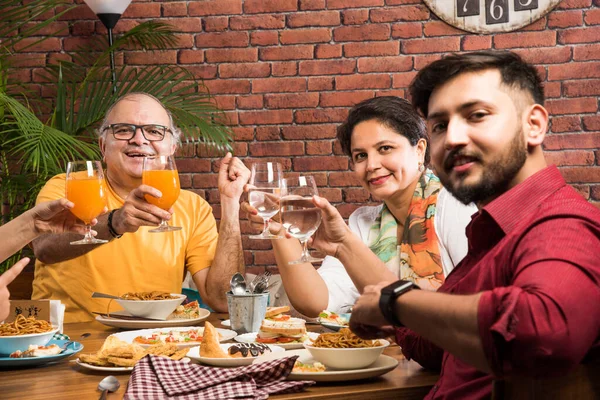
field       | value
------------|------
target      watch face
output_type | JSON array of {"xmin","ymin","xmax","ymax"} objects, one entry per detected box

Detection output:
[{"xmin": 423, "ymin": 0, "xmax": 562, "ymax": 33}]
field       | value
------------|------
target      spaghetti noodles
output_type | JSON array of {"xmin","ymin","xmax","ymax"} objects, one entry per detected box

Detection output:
[
  {"xmin": 0, "ymin": 315, "xmax": 54, "ymax": 336},
  {"xmin": 311, "ymin": 328, "xmax": 382, "ymax": 348},
  {"xmin": 120, "ymin": 291, "xmax": 176, "ymax": 300}
]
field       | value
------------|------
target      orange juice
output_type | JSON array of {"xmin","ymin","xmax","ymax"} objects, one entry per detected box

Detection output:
[
  {"xmin": 66, "ymin": 177, "xmax": 107, "ymax": 224},
  {"xmin": 143, "ymin": 169, "xmax": 181, "ymax": 210}
]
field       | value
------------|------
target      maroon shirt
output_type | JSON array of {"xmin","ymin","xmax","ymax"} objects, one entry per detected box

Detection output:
[{"xmin": 396, "ymin": 166, "xmax": 600, "ymax": 399}]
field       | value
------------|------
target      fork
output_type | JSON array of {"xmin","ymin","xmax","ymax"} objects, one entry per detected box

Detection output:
[{"xmin": 249, "ymin": 271, "xmax": 271, "ymax": 293}]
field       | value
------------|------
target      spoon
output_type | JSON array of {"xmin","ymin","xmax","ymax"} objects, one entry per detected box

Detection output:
[
  {"xmin": 98, "ymin": 375, "xmax": 120, "ymax": 400},
  {"xmin": 230, "ymin": 273, "xmax": 247, "ymax": 295},
  {"xmin": 60, "ymin": 332, "xmax": 91, "ymax": 353},
  {"xmin": 91, "ymin": 292, "xmax": 120, "ymax": 300}
]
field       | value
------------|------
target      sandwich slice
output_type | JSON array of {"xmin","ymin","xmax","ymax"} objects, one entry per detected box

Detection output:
[
  {"xmin": 256, "ymin": 316, "xmax": 307, "ymax": 344},
  {"xmin": 264, "ymin": 305, "xmax": 292, "ymax": 321}
]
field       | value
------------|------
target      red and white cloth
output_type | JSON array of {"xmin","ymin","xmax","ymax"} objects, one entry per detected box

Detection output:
[{"xmin": 124, "ymin": 355, "xmax": 314, "ymax": 400}]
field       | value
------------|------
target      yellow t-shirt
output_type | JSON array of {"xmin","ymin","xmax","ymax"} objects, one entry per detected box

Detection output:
[{"xmin": 32, "ymin": 174, "xmax": 218, "ymax": 323}]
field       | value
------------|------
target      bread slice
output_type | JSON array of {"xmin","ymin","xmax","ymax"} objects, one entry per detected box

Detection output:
[
  {"xmin": 259, "ymin": 317, "xmax": 306, "ymax": 336},
  {"xmin": 200, "ymin": 321, "xmax": 230, "ymax": 358},
  {"xmin": 265, "ymin": 305, "xmax": 290, "ymax": 319}
]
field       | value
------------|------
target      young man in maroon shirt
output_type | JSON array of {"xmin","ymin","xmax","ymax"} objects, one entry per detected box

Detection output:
[{"xmin": 340, "ymin": 51, "xmax": 600, "ymax": 399}]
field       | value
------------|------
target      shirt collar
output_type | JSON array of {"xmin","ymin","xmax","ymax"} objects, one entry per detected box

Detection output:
[{"xmin": 482, "ymin": 166, "xmax": 566, "ymax": 234}]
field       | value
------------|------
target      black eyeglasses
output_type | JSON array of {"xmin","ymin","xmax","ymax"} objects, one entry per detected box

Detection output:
[{"xmin": 104, "ymin": 123, "xmax": 172, "ymax": 141}]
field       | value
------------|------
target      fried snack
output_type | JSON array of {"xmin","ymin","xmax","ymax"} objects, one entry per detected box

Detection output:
[
  {"xmin": 200, "ymin": 321, "xmax": 230, "ymax": 358},
  {"xmin": 170, "ymin": 348, "xmax": 190, "ymax": 361},
  {"xmin": 107, "ymin": 356, "xmax": 138, "ymax": 368},
  {"xmin": 79, "ymin": 353, "xmax": 112, "ymax": 367},
  {"xmin": 144, "ymin": 343, "xmax": 178, "ymax": 357}
]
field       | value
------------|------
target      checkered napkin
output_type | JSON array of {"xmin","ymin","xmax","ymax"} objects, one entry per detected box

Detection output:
[
  {"xmin": 124, "ymin": 354, "xmax": 314, "ymax": 400},
  {"xmin": 52, "ymin": 333, "xmax": 69, "ymax": 341}
]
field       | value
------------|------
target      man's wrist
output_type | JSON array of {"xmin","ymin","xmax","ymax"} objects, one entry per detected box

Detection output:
[{"xmin": 107, "ymin": 209, "xmax": 123, "ymax": 239}]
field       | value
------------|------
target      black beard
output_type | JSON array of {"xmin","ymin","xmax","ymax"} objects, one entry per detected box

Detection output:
[{"xmin": 439, "ymin": 127, "xmax": 527, "ymax": 205}]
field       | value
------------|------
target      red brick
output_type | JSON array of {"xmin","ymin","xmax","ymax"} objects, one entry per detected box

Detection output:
[
  {"xmin": 344, "ymin": 188, "xmax": 370, "ymax": 202},
  {"xmin": 230, "ymin": 15, "xmax": 286, "ymax": 30},
  {"xmin": 162, "ymin": 2, "xmax": 187, "ymax": 17},
  {"xmin": 329, "ymin": 171, "xmax": 362, "ymax": 186},
  {"xmin": 403, "ymin": 37, "xmax": 460, "ymax": 54},
  {"xmin": 300, "ymin": 0, "xmax": 326, "ymax": 10},
  {"xmin": 550, "ymin": 116, "xmax": 581, "ymax": 133},
  {"xmin": 265, "ymin": 93, "xmax": 320, "ymax": 109},
  {"xmin": 333, "ymin": 24, "xmax": 390, "ymax": 42},
  {"xmin": 546, "ymin": 98, "xmax": 598, "ymax": 115},
  {"xmin": 280, "ymin": 28, "xmax": 331, "ymax": 45},
  {"xmin": 582, "ymin": 115, "xmax": 600, "ymax": 131},
  {"xmin": 558, "ymin": 0, "xmax": 593, "ymax": 9},
  {"xmin": 204, "ymin": 17, "xmax": 229, "ymax": 32},
  {"xmin": 307, "ymin": 141, "xmax": 333, "ymax": 155},
  {"xmin": 544, "ymin": 133, "xmax": 600, "ymax": 150},
  {"xmin": 204, "ymin": 79, "xmax": 251, "ymax": 94},
  {"xmin": 391, "ymin": 22, "xmax": 422, "ymax": 39},
  {"xmin": 548, "ymin": 62, "xmax": 600, "ymax": 80},
  {"xmin": 288, "ymin": 11, "xmax": 340, "ymax": 27},
  {"xmin": 171, "ymin": 34, "xmax": 194, "ymax": 49},
  {"xmin": 222, "ymin": 111, "xmax": 240, "ymax": 126},
  {"xmin": 545, "ymin": 81, "xmax": 562, "ymax": 98},
  {"xmin": 9, "ymin": 54, "xmax": 45, "ymax": 68},
  {"xmin": 179, "ymin": 65, "xmax": 218, "ymax": 80},
  {"xmin": 282, "ymin": 124, "xmax": 337, "ymax": 140},
  {"xmin": 158, "ymin": 18, "xmax": 202, "ymax": 33},
  {"xmin": 294, "ymin": 108, "xmax": 348, "ymax": 124},
  {"xmin": 545, "ymin": 150, "xmax": 595, "ymax": 166},
  {"xmin": 563, "ymin": 79, "xmax": 600, "ymax": 97},
  {"xmin": 462, "ymin": 35, "xmax": 492, "ymax": 51},
  {"xmin": 357, "ymin": 56, "xmax": 412, "ymax": 73},
  {"xmin": 494, "ymin": 31, "xmax": 556, "ymax": 49},
  {"xmin": 571, "ymin": 184, "xmax": 591, "ymax": 199},
  {"xmin": 123, "ymin": 3, "xmax": 160, "ymax": 18},
  {"xmin": 336, "ymin": 74, "xmax": 391, "ymax": 90},
  {"xmin": 20, "ymin": 21, "xmax": 69, "ymax": 36},
  {"xmin": 308, "ymin": 77, "xmax": 335, "ymax": 91},
  {"xmin": 573, "ymin": 44, "xmax": 600, "ymax": 61},
  {"xmin": 237, "ymin": 95, "xmax": 264, "ymax": 110},
  {"xmin": 243, "ymin": 0, "xmax": 297, "ymax": 13},
  {"xmin": 584, "ymin": 9, "xmax": 600, "ymax": 25},
  {"xmin": 205, "ymin": 48, "xmax": 258, "ymax": 63},
  {"xmin": 327, "ymin": 0, "xmax": 384, "ymax": 8},
  {"xmin": 211, "ymin": 95, "xmax": 236, "ymax": 111},
  {"xmin": 177, "ymin": 158, "xmax": 212, "ymax": 173},
  {"xmin": 249, "ymin": 141, "xmax": 305, "ymax": 156},
  {"xmin": 344, "ymin": 42, "xmax": 399, "ymax": 57},
  {"xmin": 192, "ymin": 172, "xmax": 219, "ymax": 188},
  {"xmin": 260, "ymin": 45, "xmax": 314, "ymax": 61},
  {"xmin": 71, "ymin": 21, "xmax": 95, "ymax": 36},
  {"xmin": 319, "ymin": 188, "xmax": 343, "ymax": 202},
  {"xmin": 320, "ymin": 91, "xmax": 374, "ymax": 107},
  {"xmin": 272, "ymin": 62, "xmax": 298, "ymax": 76},
  {"xmin": 560, "ymin": 167, "xmax": 600, "ymax": 183},
  {"xmin": 520, "ymin": 17, "xmax": 548, "ymax": 31},
  {"xmin": 548, "ymin": 10, "xmax": 583, "ymax": 28},
  {"xmin": 370, "ymin": 5, "xmax": 429, "ymax": 22},
  {"xmin": 252, "ymin": 251, "xmax": 276, "ymax": 266},
  {"xmin": 316, "ymin": 44, "xmax": 343, "ymax": 59},
  {"xmin": 253, "ymin": 77, "xmax": 307, "ymax": 93},
  {"xmin": 377, "ymin": 89, "xmax": 406, "ymax": 98},
  {"xmin": 386, "ymin": 0, "xmax": 422, "ymax": 3},
  {"xmin": 414, "ymin": 54, "xmax": 443, "ymax": 70},
  {"xmin": 188, "ymin": 0, "xmax": 242, "ymax": 16},
  {"xmin": 178, "ymin": 50, "xmax": 204, "ymax": 64},
  {"xmin": 423, "ymin": 21, "xmax": 463, "ymax": 36},
  {"xmin": 293, "ymin": 156, "xmax": 348, "ymax": 171},
  {"xmin": 256, "ymin": 126, "xmax": 280, "ymax": 141},
  {"xmin": 512, "ymin": 47, "xmax": 572, "ymax": 65},
  {"xmin": 392, "ymin": 71, "xmax": 419, "ymax": 88},
  {"xmin": 592, "ymin": 185, "xmax": 600, "ymax": 200},
  {"xmin": 231, "ymin": 127, "xmax": 255, "ymax": 141},
  {"xmin": 558, "ymin": 26, "xmax": 600, "ymax": 44},
  {"xmin": 239, "ymin": 110, "xmax": 293, "ymax": 125},
  {"xmin": 251, "ymin": 31, "xmax": 279, "ymax": 46},
  {"xmin": 219, "ymin": 63, "xmax": 271, "ymax": 78},
  {"xmin": 125, "ymin": 51, "xmax": 177, "ymax": 65},
  {"xmin": 58, "ymin": 4, "xmax": 94, "ymax": 21},
  {"xmin": 299, "ymin": 59, "xmax": 355, "ymax": 75},
  {"xmin": 195, "ymin": 32, "xmax": 248, "ymax": 48},
  {"xmin": 14, "ymin": 37, "xmax": 61, "ymax": 52},
  {"xmin": 342, "ymin": 9, "xmax": 369, "ymax": 25}
]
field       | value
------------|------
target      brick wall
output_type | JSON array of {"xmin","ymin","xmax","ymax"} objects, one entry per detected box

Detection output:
[{"xmin": 11, "ymin": 0, "xmax": 600, "ymax": 273}]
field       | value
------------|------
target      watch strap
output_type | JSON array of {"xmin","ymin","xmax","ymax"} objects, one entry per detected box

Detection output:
[{"xmin": 107, "ymin": 209, "xmax": 123, "ymax": 239}]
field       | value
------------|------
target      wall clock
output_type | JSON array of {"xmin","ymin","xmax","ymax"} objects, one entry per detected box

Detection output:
[{"xmin": 423, "ymin": 0, "xmax": 563, "ymax": 33}]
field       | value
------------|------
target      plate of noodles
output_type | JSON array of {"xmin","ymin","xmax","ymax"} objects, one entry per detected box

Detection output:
[
  {"xmin": 0, "ymin": 315, "xmax": 58, "ymax": 356},
  {"xmin": 95, "ymin": 307, "xmax": 211, "ymax": 330},
  {"xmin": 0, "ymin": 339, "xmax": 83, "ymax": 368},
  {"xmin": 113, "ymin": 291, "xmax": 186, "ymax": 320}
]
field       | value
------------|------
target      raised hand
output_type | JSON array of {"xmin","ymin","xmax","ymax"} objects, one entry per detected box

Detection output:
[
  {"xmin": 349, "ymin": 282, "xmax": 396, "ymax": 340},
  {"xmin": 218, "ymin": 152, "xmax": 251, "ymax": 201},
  {"xmin": 31, "ymin": 198, "xmax": 100, "ymax": 236},
  {"xmin": 0, "ymin": 258, "xmax": 29, "ymax": 321},
  {"xmin": 111, "ymin": 185, "xmax": 172, "ymax": 234},
  {"xmin": 308, "ymin": 195, "xmax": 354, "ymax": 257}
]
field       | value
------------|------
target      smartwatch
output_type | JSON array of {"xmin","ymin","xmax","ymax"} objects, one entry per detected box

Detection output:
[{"xmin": 378, "ymin": 280, "xmax": 419, "ymax": 327}]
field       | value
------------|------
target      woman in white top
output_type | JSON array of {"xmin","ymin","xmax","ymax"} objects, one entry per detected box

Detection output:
[{"xmin": 243, "ymin": 97, "xmax": 476, "ymax": 317}]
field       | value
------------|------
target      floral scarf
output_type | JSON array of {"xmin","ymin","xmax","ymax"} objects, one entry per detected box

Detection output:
[{"xmin": 368, "ymin": 169, "xmax": 444, "ymax": 291}]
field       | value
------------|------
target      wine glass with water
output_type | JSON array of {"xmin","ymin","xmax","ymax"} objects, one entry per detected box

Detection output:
[
  {"xmin": 280, "ymin": 175, "xmax": 324, "ymax": 264},
  {"xmin": 65, "ymin": 160, "xmax": 108, "ymax": 245},
  {"xmin": 142, "ymin": 155, "xmax": 182, "ymax": 233},
  {"xmin": 248, "ymin": 162, "xmax": 283, "ymax": 240}
]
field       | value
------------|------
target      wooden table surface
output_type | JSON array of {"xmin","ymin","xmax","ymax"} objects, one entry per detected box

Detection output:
[{"xmin": 0, "ymin": 313, "xmax": 438, "ymax": 400}]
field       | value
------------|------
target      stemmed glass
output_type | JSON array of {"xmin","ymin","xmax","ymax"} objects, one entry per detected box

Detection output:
[
  {"xmin": 280, "ymin": 175, "xmax": 324, "ymax": 265},
  {"xmin": 248, "ymin": 162, "xmax": 283, "ymax": 240},
  {"xmin": 65, "ymin": 161, "xmax": 108, "ymax": 245},
  {"xmin": 142, "ymin": 155, "xmax": 182, "ymax": 233}
]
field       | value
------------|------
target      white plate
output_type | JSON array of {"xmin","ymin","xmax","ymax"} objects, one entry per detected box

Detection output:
[
  {"xmin": 187, "ymin": 343, "xmax": 285, "ymax": 367},
  {"xmin": 95, "ymin": 308, "xmax": 210, "ymax": 329},
  {"xmin": 75, "ymin": 357, "xmax": 190, "ymax": 372},
  {"xmin": 111, "ymin": 326, "xmax": 237, "ymax": 349},
  {"xmin": 253, "ymin": 349, "xmax": 399, "ymax": 382},
  {"xmin": 220, "ymin": 319, "xmax": 231, "ymax": 327},
  {"xmin": 234, "ymin": 332, "xmax": 320, "ymax": 350},
  {"xmin": 0, "ymin": 340, "xmax": 82, "ymax": 368}
]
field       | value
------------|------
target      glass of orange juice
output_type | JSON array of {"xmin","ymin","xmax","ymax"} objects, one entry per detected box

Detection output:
[
  {"xmin": 66, "ymin": 160, "xmax": 108, "ymax": 245},
  {"xmin": 142, "ymin": 155, "xmax": 182, "ymax": 233}
]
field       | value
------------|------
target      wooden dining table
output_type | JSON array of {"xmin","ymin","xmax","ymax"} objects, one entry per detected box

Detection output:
[{"xmin": 0, "ymin": 313, "xmax": 439, "ymax": 399}]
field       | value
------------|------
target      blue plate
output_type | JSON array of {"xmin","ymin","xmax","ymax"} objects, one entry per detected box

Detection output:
[{"xmin": 0, "ymin": 339, "xmax": 83, "ymax": 368}]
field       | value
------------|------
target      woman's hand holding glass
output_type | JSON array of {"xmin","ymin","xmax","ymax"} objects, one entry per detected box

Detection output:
[
  {"xmin": 247, "ymin": 162, "xmax": 283, "ymax": 240},
  {"xmin": 142, "ymin": 155, "xmax": 181, "ymax": 233}
]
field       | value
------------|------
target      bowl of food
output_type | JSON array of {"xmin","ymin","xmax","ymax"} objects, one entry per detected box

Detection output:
[
  {"xmin": 0, "ymin": 315, "xmax": 59, "ymax": 355},
  {"xmin": 116, "ymin": 291, "xmax": 186, "ymax": 320},
  {"xmin": 303, "ymin": 328, "xmax": 389, "ymax": 370}
]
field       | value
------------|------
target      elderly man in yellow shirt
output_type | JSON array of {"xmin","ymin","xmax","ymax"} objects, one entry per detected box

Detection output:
[{"xmin": 32, "ymin": 92, "xmax": 249, "ymax": 323}]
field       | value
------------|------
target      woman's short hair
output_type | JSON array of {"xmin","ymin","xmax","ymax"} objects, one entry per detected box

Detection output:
[{"xmin": 337, "ymin": 96, "xmax": 429, "ymax": 165}]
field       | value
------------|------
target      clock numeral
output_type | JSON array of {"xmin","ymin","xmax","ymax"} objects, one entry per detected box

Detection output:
[
  {"xmin": 485, "ymin": 0, "xmax": 509, "ymax": 24},
  {"xmin": 457, "ymin": 0, "xmax": 480, "ymax": 17},
  {"xmin": 514, "ymin": 0, "xmax": 538, "ymax": 11}
]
